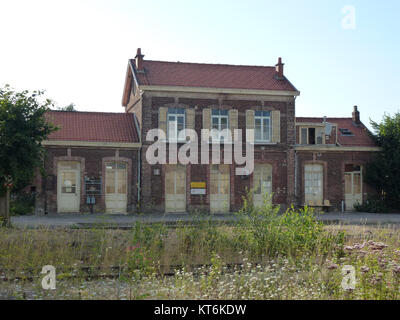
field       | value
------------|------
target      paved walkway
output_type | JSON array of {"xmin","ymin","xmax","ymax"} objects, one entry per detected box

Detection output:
[{"xmin": 9, "ymin": 212, "xmax": 400, "ymax": 228}]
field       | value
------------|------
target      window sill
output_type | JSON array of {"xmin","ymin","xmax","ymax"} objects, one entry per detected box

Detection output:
[
  {"xmin": 252, "ymin": 142, "xmax": 278, "ymax": 145},
  {"xmin": 159, "ymin": 139, "xmax": 189, "ymax": 144},
  {"xmin": 207, "ymin": 141, "xmax": 234, "ymax": 145}
]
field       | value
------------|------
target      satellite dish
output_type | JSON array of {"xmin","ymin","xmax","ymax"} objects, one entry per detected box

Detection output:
[{"xmin": 325, "ymin": 122, "xmax": 333, "ymax": 135}]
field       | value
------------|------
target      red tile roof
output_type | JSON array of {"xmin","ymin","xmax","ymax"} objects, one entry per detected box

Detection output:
[
  {"xmin": 296, "ymin": 117, "xmax": 376, "ymax": 147},
  {"xmin": 45, "ymin": 111, "xmax": 139, "ymax": 143},
  {"xmin": 132, "ymin": 60, "xmax": 298, "ymax": 92}
]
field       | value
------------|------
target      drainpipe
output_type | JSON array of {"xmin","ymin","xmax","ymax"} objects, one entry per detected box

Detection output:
[
  {"xmin": 137, "ymin": 149, "xmax": 141, "ymax": 211},
  {"xmin": 133, "ymin": 114, "xmax": 142, "ymax": 212},
  {"xmin": 293, "ymin": 95, "xmax": 298, "ymax": 207}
]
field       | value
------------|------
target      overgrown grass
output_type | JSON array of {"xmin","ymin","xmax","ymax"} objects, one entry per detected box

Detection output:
[{"xmin": 2, "ymin": 200, "xmax": 400, "ymax": 300}]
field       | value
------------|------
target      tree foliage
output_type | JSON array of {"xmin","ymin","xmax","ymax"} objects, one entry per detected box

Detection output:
[
  {"xmin": 0, "ymin": 85, "xmax": 57, "ymax": 194},
  {"xmin": 366, "ymin": 112, "xmax": 400, "ymax": 209},
  {"xmin": 57, "ymin": 103, "xmax": 77, "ymax": 112}
]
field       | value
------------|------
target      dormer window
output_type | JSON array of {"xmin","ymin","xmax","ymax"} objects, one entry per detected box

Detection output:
[{"xmin": 300, "ymin": 126, "xmax": 325, "ymax": 145}]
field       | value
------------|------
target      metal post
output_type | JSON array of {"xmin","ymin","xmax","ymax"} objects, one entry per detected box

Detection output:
[{"xmin": 6, "ymin": 187, "xmax": 10, "ymax": 227}]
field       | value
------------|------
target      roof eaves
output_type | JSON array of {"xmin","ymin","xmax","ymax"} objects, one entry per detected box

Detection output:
[{"xmin": 138, "ymin": 84, "xmax": 300, "ymax": 96}]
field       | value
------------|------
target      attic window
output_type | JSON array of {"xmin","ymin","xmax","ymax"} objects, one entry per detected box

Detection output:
[{"xmin": 339, "ymin": 128, "xmax": 353, "ymax": 136}]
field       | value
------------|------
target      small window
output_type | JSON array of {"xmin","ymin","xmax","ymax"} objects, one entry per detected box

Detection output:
[
  {"xmin": 167, "ymin": 108, "xmax": 185, "ymax": 142},
  {"xmin": 254, "ymin": 111, "xmax": 271, "ymax": 142}
]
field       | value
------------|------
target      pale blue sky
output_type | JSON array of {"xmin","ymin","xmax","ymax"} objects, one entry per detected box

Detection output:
[{"xmin": 1, "ymin": 0, "xmax": 399, "ymax": 128}]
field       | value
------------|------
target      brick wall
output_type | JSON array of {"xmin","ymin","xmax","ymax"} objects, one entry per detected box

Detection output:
[
  {"xmin": 138, "ymin": 92, "xmax": 296, "ymax": 213},
  {"xmin": 36, "ymin": 147, "xmax": 139, "ymax": 214},
  {"xmin": 295, "ymin": 151, "xmax": 377, "ymax": 211}
]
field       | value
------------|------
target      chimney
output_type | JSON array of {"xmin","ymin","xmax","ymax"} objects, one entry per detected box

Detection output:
[
  {"xmin": 352, "ymin": 106, "xmax": 360, "ymax": 124},
  {"xmin": 275, "ymin": 57, "xmax": 284, "ymax": 80},
  {"xmin": 135, "ymin": 48, "xmax": 145, "ymax": 71}
]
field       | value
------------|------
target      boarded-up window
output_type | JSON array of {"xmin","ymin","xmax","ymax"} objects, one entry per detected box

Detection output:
[
  {"xmin": 210, "ymin": 164, "xmax": 230, "ymax": 195},
  {"xmin": 254, "ymin": 164, "xmax": 272, "ymax": 195}
]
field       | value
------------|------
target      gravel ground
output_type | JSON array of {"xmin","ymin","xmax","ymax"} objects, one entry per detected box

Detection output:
[{"xmin": 0, "ymin": 279, "xmax": 138, "ymax": 300}]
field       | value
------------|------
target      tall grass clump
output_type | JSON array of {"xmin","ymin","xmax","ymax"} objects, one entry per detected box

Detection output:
[{"xmin": 235, "ymin": 191, "xmax": 345, "ymax": 260}]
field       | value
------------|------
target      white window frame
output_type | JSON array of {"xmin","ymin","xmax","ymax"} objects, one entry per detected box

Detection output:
[
  {"xmin": 254, "ymin": 111, "xmax": 272, "ymax": 143},
  {"xmin": 167, "ymin": 108, "xmax": 186, "ymax": 142},
  {"xmin": 211, "ymin": 110, "xmax": 229, "ymax": 143}
]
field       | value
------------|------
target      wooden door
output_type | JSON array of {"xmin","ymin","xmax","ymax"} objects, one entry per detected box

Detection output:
[
  {"xmin": 210, "ymin": 164, "xmax": 230, "ymax": 213},
  {"xmin": 165, "ymin": 164, "xmax": 186, "ymax": 213},
  {"xmin": 105, "ymin": 162, "xmax": 128, "ymax": 214},
  {"xmin": 253, "ymin": 164, "xmax": 273, "ymax": 207},
  {"xmin": 57, "ymin": 161, "xmax": 80, "ymax": 213},
  {"xmin": 304, "ymin": 164, "xmax": 323, "ymax": 205},
  {"xmin": 345, "ymin": 166, "xmax": 362, "ymax": 211}
]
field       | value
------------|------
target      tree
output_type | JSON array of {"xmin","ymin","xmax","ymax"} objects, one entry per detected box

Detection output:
[
  {"xmin": 366, "ymin": 112, "xmax": 400, "ymax": 209},
  {"xmin": 0, "ymin": 85, "xmax": 57, "ymax": 226},
  {"xmin": 58, "ymin": 103, "xmax": 77, "ymax": 112}
]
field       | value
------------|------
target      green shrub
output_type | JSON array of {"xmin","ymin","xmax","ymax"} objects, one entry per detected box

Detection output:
[
  {"xmin": 10, "ymin": 192, "xmax": 35, "ymax": 216},
  {"xmin": 354, "ymin": 198, "xmax": 390, "ymax": 213}
]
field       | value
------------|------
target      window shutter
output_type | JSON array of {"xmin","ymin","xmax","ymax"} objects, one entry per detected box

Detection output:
[
  {"xmin": 246, "ymin": 110, "xmax": 255, "ymax": 143},
  {"xmin": 186, "ymin": 108, "xmax": 195, "ymax": 130},
  {"xmin": 203, "ymin": 108, "xmax": 211, "ymax": 131},
  {"xmin": 229, "ymin": 109, "xmax": 238, "ymax": 141},
  {"xmin": 158, "ymin": 107, "xmax": 168, "ymax": 138},
  {"xmin": 271, "ymin": 110, "xmax": 281, "ymax": 143}
]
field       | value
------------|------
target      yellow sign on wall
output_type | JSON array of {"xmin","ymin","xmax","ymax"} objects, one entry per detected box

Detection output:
[{"xmin": 191, "ymin": 182, "xmax": 206, "ymax": 189}]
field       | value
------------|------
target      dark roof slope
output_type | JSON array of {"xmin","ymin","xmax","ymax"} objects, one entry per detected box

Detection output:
[
  {"xmin": 296, "ymin": 117, "xmax": 376, "ymax": 147},
  {"xmin": 132, "ymin": 59, "xmax": 298, "ymax": 92},
  {"xmin": 46, "ymin": 111, "xmax": 139, "ymax": 143}
]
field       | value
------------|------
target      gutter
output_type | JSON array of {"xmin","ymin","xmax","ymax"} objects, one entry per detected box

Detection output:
[
  {"xmin": 294, "ymin": 145, "xmax": 381, "ymax": 152},
  {"xmin": 42, "ymin": 140, "xmax": 141, "ymax": 149}
]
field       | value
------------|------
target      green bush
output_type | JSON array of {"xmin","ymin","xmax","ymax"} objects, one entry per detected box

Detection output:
[
  {"xmin": 354, "ymin": 198, "xmax": 390, "ymax": 213},
  {"xmin": 10, "ymin": 192, "xmax": 35, "ymax": 216}
]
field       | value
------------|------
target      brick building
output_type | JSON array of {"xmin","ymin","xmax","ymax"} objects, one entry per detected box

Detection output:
[
  {"xmin": 34, "ymin": 48, "xmax": 379, "ymax": 214},
  {"xmin": 295, "ymin": 110, "xmax": 379, "ymax": 211},
  {"xmin": 34, "ymin": 111, "xmax": 141, "ymax": 214}
]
